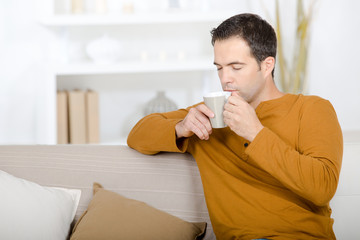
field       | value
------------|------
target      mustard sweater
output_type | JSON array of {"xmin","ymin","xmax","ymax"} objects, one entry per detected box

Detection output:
[{"xmin": 127, "ymin": 94, "xmax": 343, "ymax": 240}]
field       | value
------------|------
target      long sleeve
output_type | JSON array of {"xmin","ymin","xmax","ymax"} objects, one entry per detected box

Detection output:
[
  {"xmin": 127, "ymin": 108, "xmax": 190, "ymax": 155},
  {"xmin": 245, "ymin": 98, "xmax": 343, "ymax": 206}
]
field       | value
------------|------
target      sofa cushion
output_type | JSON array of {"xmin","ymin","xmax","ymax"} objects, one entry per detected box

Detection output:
[
  {"xmin": 0, "ymin": 170, "xmax": 81, "ymax": 240},
  {"xmin": 70, "ymin": 183, "xmax": 207, "ymax": 240}
]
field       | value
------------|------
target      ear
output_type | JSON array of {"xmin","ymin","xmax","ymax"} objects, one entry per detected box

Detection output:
[{"xmin": 261, "ymin": 56, "xmax": 275, "ymax": 78}]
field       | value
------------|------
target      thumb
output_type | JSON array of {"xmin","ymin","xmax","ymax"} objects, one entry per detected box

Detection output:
[
  {"xmin": 229, "ymin": 91, "xmax": 247, "ymax": 105},
  {"xmin": 231, "ymin": 91, "xmax": 241, "ymax": 97}
]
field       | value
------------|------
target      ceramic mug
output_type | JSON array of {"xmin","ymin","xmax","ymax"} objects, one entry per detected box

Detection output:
[{"xmin": 203, "ymin": 91, "xmax": 231, "ymax": 128}]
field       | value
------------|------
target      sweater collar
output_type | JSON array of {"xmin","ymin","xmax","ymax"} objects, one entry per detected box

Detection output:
[{"xmin": 255, "ymin": 94, "xmax": 300, "ymax": 119}]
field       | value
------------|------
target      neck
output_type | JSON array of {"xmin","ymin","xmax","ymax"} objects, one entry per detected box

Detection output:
[{"xmin": 250, "ymin": 78, "xmax": 285, "ymax": 109}]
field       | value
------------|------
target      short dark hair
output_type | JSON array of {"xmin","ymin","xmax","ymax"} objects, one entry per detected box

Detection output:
[{"xmin": 211, "ymin": 13, "xmax": 277, "ymax": 77}]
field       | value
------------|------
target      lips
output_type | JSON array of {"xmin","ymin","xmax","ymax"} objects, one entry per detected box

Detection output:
[
  {"xmin": 224, "ymin": 89, "xmax": 237, "ymax": 93},
  {"xmin": 223, "ymin": 85, "xmax": 238, "ymax": 92}
]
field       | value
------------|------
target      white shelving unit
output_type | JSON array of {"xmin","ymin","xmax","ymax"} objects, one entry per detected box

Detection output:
[
  {"xmin": 39, "ymin": 11, "xmax": 236, "ymax": 26},
  {"xmin": 38, "ymin": 6, "xmax": 232, "ymax": 145}
]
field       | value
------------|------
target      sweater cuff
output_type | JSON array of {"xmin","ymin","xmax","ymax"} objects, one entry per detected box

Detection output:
[{"xmin": 166, "ymin": 119, "xmax": 189, "ymax": 153}]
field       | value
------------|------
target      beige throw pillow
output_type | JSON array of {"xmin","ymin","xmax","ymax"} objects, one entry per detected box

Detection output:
[{"xmin": 70, "ymin": 183, "xmax": 207, "ymax": 240}]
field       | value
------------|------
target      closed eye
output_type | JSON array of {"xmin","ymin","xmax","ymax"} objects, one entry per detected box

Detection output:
[
  {"xmin": 214, "ymin": 62, "xmax": 222, "ymax": 71},
  {"xmin": 232, "ymin": 64, "xmax": 243, "ymax": 70}
]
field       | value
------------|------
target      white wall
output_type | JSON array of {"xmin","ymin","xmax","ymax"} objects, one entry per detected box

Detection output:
[
  {"xmin": 0, "ymin": 0, "xmax": 54, "ymax": 144},
  {"xmin": 1, "ymin": 0, "xmax": 360, "ymax": 144},
  {"xmin": 307, "ymin": 0, "xmax": 360, "ymax": 131}
]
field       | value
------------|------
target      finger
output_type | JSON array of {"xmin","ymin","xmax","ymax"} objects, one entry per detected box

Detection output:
[
  {"xmin": 224, "ymin": 101, "xmax": 238, "ymax": 114},
  {"xmin": 197, "ymin": 104, "xmax": 215, "ymax": 118},
  {"xmin": 226, "ymin": 96, "xmax": 237, "ymax": 106},
  {"xmin": 186, "ymin": 108, "xmax": 212, "ymax": 140},
  {"xmin": 190, "ymin": 120, "xmax": 211, "ymax": 140},
  {"xmin": 227, "ymin": 92, "xmax": 245, "ymax": 105},
  {"xmin": 224, "ymin": 101, "xmax": 233, "ymax": 111},
  {"xmin": 189, "ymin": 107, "xmax": 212, "ymax": 128},
  {"xmin": 223, "ymin": 110, "xmax": 232, "ymax": 125},
  {"xmin": 195, "ymin": 113, "xmax": 212, "ymax": 134},
  {"xmin": 231, "ymin": 91, "xmax": 240, "ymax": 97},
  {"xmin": 193, "ymin": 112, "xmax": 212, "ymax": 139},
  {"xmin": 195, "ymin": 104, "xmax": 214, "ymax": 133}
]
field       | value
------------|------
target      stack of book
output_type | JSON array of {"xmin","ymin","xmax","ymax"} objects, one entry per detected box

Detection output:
[{"xmin": 57, "ymin": 90, "xmax": 100, "ymax": 144}]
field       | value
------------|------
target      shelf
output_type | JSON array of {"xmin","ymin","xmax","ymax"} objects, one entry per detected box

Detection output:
[
  {"xmin": 39, "ymin": 11, "xmax": 236, "ymax": 26},
  {"xmin": 53, "ymin": 57, "xmax": 215, "ymax": 76}
]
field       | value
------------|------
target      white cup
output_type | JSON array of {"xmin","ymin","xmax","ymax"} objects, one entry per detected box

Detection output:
[{"xmin": 203, "ymin": 91, "xmax": 231, "ymax": 128}]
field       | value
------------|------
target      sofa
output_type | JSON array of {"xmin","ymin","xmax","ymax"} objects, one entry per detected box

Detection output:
[
  {"xmin": 0, "ymin": 143, "xmax": 359, "ymax": 239},
  {"xmin": 0, "ymin": 145, "xmax": 214, "ymax": 240}
]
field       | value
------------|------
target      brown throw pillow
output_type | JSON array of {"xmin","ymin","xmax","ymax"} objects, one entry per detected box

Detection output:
[{"xmin": 70, "ymin": 183, "xmax": 207, "ymax": 240}]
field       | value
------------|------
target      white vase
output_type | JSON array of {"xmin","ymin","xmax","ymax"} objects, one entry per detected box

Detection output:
[
  {"xmin": 86, "ymin": 34, "xmax": 122, "ymax": 64},
  {"xmin": 144, "ymin": 91, "xmax": 178, "ymax": 116}
]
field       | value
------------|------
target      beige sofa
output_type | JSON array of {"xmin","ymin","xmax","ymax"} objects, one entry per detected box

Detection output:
[{"xmin": 0, "ymin": 143, "xmax": 359, "ymax": 239}]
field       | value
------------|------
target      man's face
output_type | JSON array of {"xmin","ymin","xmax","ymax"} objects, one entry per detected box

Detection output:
[{"xmin": 213, "ymin": 36, "xmax": 266, "ymax": 104}]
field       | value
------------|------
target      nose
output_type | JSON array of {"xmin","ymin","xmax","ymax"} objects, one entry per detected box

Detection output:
[{"xmin": 219, "ymin": 67, "xmax": 233, "ymax": 87}]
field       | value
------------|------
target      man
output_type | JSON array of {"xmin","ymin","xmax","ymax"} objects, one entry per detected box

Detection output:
[{"xmin": 127, "ymin": 13, "xmax": 343, "ymax": 240}]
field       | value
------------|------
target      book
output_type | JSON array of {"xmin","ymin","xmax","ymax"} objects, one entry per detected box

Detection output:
[
  {"xmin": 56, "ymin": 91, "xmax": 69, "ymax": 144},
  {"xmin": 85, "ymin": 90, "xmax": 100, "ymax": 144},
  {"xmin": 68, "ymin": 90, "xmax": 87, "ymax": 144}
]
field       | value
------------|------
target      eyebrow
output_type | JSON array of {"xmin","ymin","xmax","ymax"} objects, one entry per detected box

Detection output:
[{"xmin": 213, "ymin": 61, "xmax": 246, "ymax": 66}]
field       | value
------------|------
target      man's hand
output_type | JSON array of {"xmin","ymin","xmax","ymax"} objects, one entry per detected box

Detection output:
[
  {"xmin": 175, "ymin": 104, "xmax": 214, "ymax": 140},
  {"xmin": 223, "ymin": 92, "xmax": 264, "ymax": 142}
]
